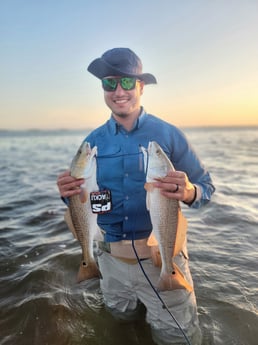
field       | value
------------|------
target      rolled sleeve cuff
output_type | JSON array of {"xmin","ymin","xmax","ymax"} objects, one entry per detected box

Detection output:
[{"xmin": 190, "ymin": 184, "xmax": 211, "ymax": 209}]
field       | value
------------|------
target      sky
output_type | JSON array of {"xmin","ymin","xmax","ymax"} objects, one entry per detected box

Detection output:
[{"xmin": 0, "ymin": 0, "xmax": 258, "ymax": 130}]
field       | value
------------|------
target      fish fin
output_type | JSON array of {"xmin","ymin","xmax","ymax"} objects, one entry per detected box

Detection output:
[
  {"xmin": 173, "ymin": 209, "xmax": 188, "ymax": 256},
  {"xmin": 77, "ymin": 260, "xmax": 102, "ymax": 283},
  {"xmin": 157, "ymin": 262, "xmax": 193, "ymax": 292},
  {"xmin": 147, "ymin": 231, "xmax": 159, "ymax": 246},
  {"xmin": 64, "ymin": 209, "xmax": 78, "ymax": 239},
  {"xmin": 93, "ymin": 226, "xmax": 104, "ymax": 241},
  {"xmin": 79, "ymin": 188, "xmax": 88, "ymax": 203},
  {"xmin": 91, "ymin": 145, "xmax": 98, "ymax": 156},
  {"xmin": 150, "ymin": 245, "xmax": 162, "ymax": 267},
  {"xmin": 144, "ymin": 182, "xmax": 154, "ymax": 192},
  {"xmin": 145, "ymin": 183, "xmax": 154, "ymax": 211}
]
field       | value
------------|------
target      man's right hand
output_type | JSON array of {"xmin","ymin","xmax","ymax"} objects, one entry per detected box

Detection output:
[{"xmin": 56, "ymin": 170, "xmax": 85, "ymax": 198}]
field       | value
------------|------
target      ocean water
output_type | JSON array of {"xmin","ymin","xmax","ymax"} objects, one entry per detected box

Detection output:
[{"xmin": 0, "ymin": 127, "xmax": 257, "ymax": 345}]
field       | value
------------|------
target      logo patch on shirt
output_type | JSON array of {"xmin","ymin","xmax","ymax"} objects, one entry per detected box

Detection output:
[{"xmin": 90, "ymin": 190, "xmax": 112, "ymax": 214}]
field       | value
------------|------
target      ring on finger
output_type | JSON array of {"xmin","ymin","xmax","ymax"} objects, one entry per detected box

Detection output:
[{"xmin": 173, "ymin": 184, "xmax": 179, "ymax": 193}]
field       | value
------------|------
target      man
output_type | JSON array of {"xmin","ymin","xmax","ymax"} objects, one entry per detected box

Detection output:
[{"xmin": 57, "ymin": 48, "xmax": 215, "ymax": 345}]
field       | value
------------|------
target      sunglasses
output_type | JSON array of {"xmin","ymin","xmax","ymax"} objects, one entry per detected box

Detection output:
[{"xmin": 102, "ymin": 77, "xmax": 140, "ymax": 92}]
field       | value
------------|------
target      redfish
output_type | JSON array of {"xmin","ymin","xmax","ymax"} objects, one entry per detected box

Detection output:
[
  {"xmin": 64, "ymin": 142, "xmax": 103, "ymax": 282},
  {"xmin": 143, "ymin": 141, "xmax": 193, "ymax": 292}
]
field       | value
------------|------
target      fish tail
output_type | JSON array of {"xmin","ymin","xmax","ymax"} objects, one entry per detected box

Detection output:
[
  {"xmin": 157, "ymin": 263, "xmax": 193, "ymax": 292},
  {"xmin": 77, "ymin": 260, "xmax": 102, "ymax": 283}
]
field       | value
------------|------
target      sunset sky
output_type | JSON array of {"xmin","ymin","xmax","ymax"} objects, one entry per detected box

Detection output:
[{"xmin": 0, "ymin": 0, "xmax": 257, "ymax": 130}]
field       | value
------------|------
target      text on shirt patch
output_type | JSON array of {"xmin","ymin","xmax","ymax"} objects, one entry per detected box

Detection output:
[{"xmin": 90, "ymin": 190, "xmax": 112, "ymax": 214}]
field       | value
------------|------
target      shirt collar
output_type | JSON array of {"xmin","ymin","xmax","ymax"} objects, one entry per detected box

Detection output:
[{"xmin": 109, "ymin": 107, "xmax": 147, "ymax": 135}]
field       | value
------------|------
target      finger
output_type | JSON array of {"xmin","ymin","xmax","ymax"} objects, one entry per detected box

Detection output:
[
  {"xmin": 165, "ymin": 183, "xmax": 180, "ymax": 194},
  {"xmin": 60, "ymin": 178, "xmax": 84, "ymax": 191},
  {"xmin": 167, "ymin": 170, "xmax": 184, "ymax": 178},
  {"xmin": 154, "ymin": 178, "xmax": 181, "ymax": 191},
  {"xmin": 57, "ymin": 173, "xmax": 85, "ymax": 197},
  {"xmin": 61, "ymin": 187, "xmax": 82, "ymax": 198},
  {"xmin": 160, "ymin": 189, "xmax": 180, "ymax": 200},
  {"xmin": 166, "ymin": 170, "xmax": 177, "ymax": 177},
  {"xmin": 58, "ymin": 175, "xmax": 77, "ymax": 186},
  {"xmin": 57, "ymin": 171, "xmax": 70, "ymax": 186},
  {"xmin": 57, "ymin": 170, "xmax": 70, "ymax": 179},
  {"xmin": 155, "ymin": 172, "xmax": 184, "ymax": 184},
  {"xmin": 57, "ymin": 171, "xmax": 84, "ymax": 187}
]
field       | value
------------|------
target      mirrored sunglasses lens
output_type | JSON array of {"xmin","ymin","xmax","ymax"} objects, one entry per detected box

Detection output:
[
  {"xmin": 121, "ymin": 78, "xmax": 136, "ymax": 90},
  {"xmin": 102, "ymin": 79, "xmax": 118, "ymax": 91}
]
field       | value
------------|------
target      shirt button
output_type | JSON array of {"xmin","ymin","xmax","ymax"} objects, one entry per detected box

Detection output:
[
  {"xmin": 125, "ymin": 196, "xmax": 129, "ymax": 200},
  {"xmin": 124, "ymin": 216, "xmax": 128, "ymax": 221},
  {"xmin": 123, "ymin": 234, "xmax": 127, "ymax": 238},
  {"xmin": 125, "ymin": 173, "xmax": 129, "ymax": 177}
]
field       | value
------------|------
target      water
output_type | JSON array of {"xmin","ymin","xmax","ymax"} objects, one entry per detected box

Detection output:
[{"xmin": 0, "ymin": 127, "xmax": 257, "ymax": 345}]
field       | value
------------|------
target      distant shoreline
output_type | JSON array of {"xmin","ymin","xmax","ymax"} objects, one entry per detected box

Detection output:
[{"xmin": 1, "ymin": 124, "xmax": 258, "ymax": 135}]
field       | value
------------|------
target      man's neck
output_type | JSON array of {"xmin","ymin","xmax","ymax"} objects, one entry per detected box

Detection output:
[{"xmin": 113, "ymin": 107, "xmax": 142, "ymax": 131}]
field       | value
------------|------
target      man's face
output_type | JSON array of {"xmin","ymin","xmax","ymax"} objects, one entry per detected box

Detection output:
[{"xmin": 103, "ymin": 77, "xmax": 144, "ymax": 119}]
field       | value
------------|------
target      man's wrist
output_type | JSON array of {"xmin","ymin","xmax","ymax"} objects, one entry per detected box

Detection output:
[{"xmin": 184, "ymin": 185, "xmax": 197, "ymax": 206}]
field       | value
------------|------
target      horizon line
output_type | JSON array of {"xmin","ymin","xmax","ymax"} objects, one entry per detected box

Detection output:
[{"xmin": 1, "ymin": 124, "xmax": 258, "ymax": 132}]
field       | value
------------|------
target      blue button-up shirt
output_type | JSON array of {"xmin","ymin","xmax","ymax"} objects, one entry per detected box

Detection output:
[{"xmin": 85, "ymin": 109, "xmax": 215, "ymax": 242}]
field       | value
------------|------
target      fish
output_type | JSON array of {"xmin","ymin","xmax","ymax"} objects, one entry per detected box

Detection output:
[
  {"xmin": 143, "ymin": 141, "xmax": 193, "ymax": 292},
  {"xmin": 64, "ymin": 141, "xmax": 103, "ymax": 283}
]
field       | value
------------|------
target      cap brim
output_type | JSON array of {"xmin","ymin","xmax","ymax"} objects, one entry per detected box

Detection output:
[{"xmin": 87, "ymin": 58, "xmax": 157, "ymax": 84}]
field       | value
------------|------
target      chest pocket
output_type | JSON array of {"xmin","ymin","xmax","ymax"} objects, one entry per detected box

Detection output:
[
  {"xmin": 96, "ymin": 144, "xmax": 146, "ymax": 189},
  {"xmin": 96, "ymin": 145, "xmax": 122, "ymax": 188}
]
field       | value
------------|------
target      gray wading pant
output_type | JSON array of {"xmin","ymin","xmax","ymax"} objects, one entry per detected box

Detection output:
[{"xmin": 97, "ymin": 250, "xmax": 202, "ymax": 345}]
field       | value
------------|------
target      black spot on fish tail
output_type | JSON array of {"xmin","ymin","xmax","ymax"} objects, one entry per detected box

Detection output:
[{"xmin": 77, "ymin": 260, "xmax": 102, "ymax": 283}]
